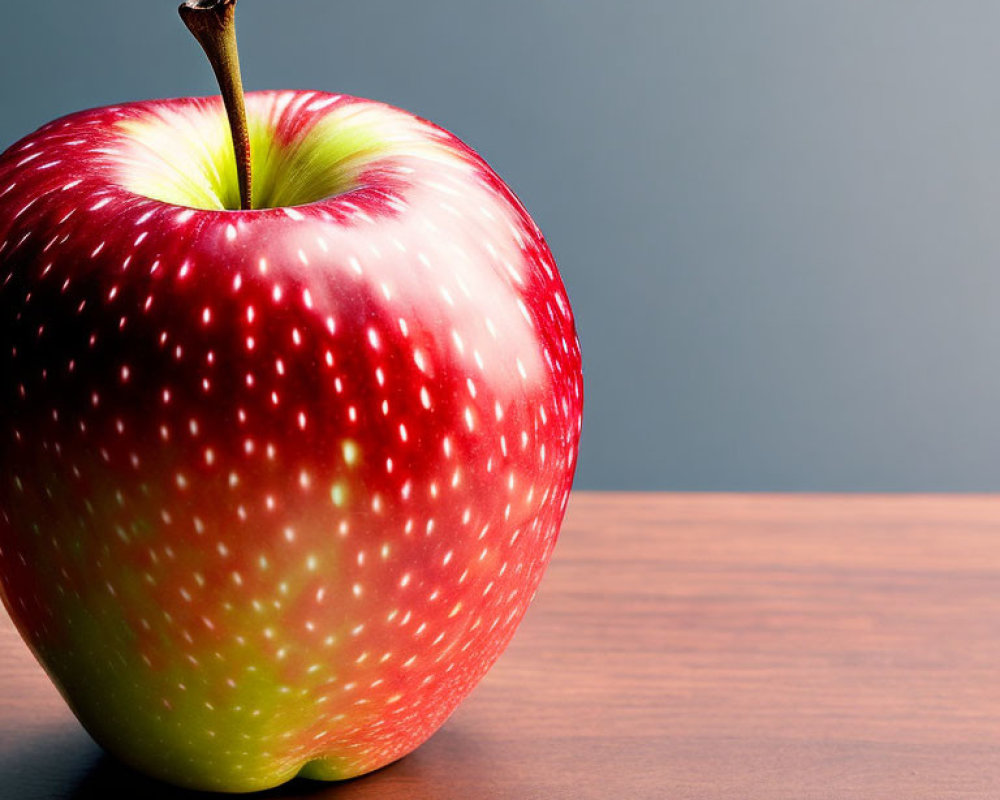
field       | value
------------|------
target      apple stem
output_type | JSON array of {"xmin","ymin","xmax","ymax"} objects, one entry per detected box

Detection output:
[{"xmin": 179, "ymin": 0, "xmax": 253, "ymax": 211}]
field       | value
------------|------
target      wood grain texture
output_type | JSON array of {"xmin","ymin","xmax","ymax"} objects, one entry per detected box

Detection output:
[{"xmin": 3, "ymin": 493, "xmax": 1000, "ymax": 799}]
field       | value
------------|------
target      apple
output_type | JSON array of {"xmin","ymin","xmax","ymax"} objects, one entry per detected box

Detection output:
[{"xmin": 0, "ymin": 0, "xmax": 582, "ymax": 793}]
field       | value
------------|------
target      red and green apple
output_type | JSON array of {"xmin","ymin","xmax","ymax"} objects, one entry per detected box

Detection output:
[{"xmin": 0, "ymin": 0, "xmax": 582, "ymax": 792}]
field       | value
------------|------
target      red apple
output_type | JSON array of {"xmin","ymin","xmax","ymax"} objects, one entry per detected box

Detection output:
[{"xmin": 0, "ymin": 4, "xmax": 582, "ymax": 793}]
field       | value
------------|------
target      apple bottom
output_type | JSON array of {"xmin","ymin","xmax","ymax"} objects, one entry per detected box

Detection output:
[
  {"xmin": 3, "ymin": 468, "xmax": 570, "ymax": 792},
  {"xmin": 27, "ymin": 586, "xmax": 520, "ymax": 792}
]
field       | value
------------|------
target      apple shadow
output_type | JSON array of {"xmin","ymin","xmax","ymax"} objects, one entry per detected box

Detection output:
[
  {"xmin": 69, "ymin": 745, "xmax": 434, "ymax": 800},
  {"xmin": 0, "ymin": 728, "xmax": 375, "ymax": 800},
  {"xmin": 1, "ymin": 723, "xmax": 485, "ymax": 799},
  {"xmin": 71, "ymin": 756, "xmax": 327, "ymax": 799},
  {"xmin": 0, "ymin": 728, "xmax": 103, "ymax": 800}
]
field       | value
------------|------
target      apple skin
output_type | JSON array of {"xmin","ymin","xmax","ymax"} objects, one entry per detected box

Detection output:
[{"xmin": 0, "ymin": 91, "xmax": 582, "ymax": 792}]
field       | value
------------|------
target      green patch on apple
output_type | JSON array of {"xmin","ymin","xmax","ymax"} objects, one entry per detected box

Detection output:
[{"xmin": 119, "ymin": 100, "xmax": 390, "ymax": 212}]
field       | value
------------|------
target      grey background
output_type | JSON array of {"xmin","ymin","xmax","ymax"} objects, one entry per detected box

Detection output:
[{"xmin": 2, "ymin": 1, "xmax": 999, "ymax": 491}]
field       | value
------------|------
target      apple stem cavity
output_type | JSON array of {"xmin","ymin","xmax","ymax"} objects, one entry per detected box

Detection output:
[{"xmin": 179, "ymin": 0, "xmax": 253, "ymax": 211}]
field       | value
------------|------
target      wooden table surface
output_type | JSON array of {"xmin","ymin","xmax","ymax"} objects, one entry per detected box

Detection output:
[{"xmin": 3, "ymin": 493, "xmax": 1000, "ymax": 799}]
